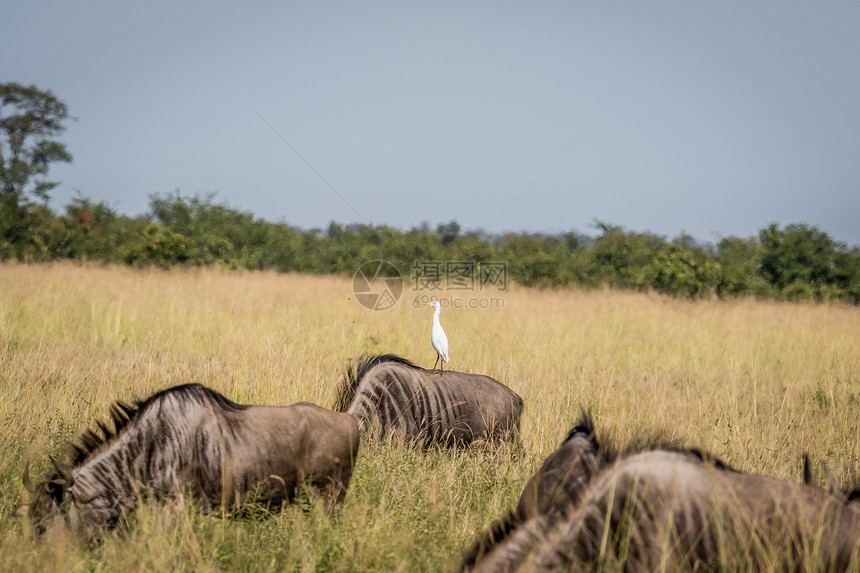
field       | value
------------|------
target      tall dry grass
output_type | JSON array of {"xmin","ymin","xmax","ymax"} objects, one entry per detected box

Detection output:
[{"xmin": 1, "ymin": 262, "xmax": 858, "ymax": 571}]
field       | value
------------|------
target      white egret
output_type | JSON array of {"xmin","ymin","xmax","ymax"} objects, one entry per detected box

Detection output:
[{"xmin": 424, "ymin": 301, "xmax": 449, "ymax": 373}]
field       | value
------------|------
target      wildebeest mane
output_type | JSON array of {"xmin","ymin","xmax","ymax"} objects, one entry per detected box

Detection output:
[
  {"xmin": 68, "ymin": 383, "xmax": 247, "ymax": 467},
  {"xmin": 333, "ymin": 354, "xmax": 421, "ymax": 412},
  {"xmin": 568, "ymin": 412, "xmax": 735, "ymax": 472},
  {"xmin": 563, "ymin": 411, "xmax": 597, "ymax": 446},
  {"xmin": 69, "ymin": 400, "xmax": 138, "ymax": 467}
]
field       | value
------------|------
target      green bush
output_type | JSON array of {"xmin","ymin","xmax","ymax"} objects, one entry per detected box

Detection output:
[
  {"xmin": 125, "ymin": 223, "xmax": 194, "ymax": 269},
  {"xmin": 648, "ymin": 244, "xmax": 721, "ymax": 298},
  {"xmin": 1, "ymin": 189, "xmax": 858, "ymax": 304}
]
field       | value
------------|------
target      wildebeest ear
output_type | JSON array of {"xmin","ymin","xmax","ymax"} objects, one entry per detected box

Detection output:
[
  {"xmin": 46, "ymin": 480, "xmax": 66, "ymax": 504},
  {"xmin": 821, "ymin": 462, "xmax": 847, "ymax": 501},
  {"xmin": 11, "ymin": 505, "xmax": 29, "ymax": 518}
]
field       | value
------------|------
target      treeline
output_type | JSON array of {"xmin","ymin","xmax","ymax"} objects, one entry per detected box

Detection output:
[{"xmin": 1, "ymin": 191, "xmax": 859, "ymax": 304}]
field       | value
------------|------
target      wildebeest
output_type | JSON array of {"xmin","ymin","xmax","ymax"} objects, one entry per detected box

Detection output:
[
  {"xmin": 334, "ymin": 354, "xmax": 523, "ymax": 447},
  {"xmin": 463, "ymin": 415, "xmax": 860, "ymax": 572},
  {"xmin": 18, "ymin": 383, "xmax": 360, "ymax": 539}
]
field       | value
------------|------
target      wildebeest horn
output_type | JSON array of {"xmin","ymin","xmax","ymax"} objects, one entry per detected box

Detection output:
[
  {"xmin": 50, "ymin": 456, "xmax": 75, "ymax": 488},
  {"xmin": 22, "ymin": 461, "xmax": 35, "ymax": 493},
  {"xmin": 801, "ymin": 454, "xmax": 814, "ymax": 485}
]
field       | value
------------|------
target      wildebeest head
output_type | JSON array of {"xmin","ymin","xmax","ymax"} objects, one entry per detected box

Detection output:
[
  {"xmin": 517, "ymin": 417, "xmax": 600, "ymax": 520},
  {"xmin": 803, "ymin": 454, "xmax": 860, "ymax": 508},
  {"xmin": 15, "ymin": 460, "xmax": 67, "ymax": 538},
  {"xmin": 51, "ymin": 456, "xmax": 123, "ymax": 540},
  {"xmin": 17, "ymin": 456, "xmax": 110, "ymax": 541},
  {"xmin": 18, "ymin": 400, "xmax": 141, "ymax": 540}
]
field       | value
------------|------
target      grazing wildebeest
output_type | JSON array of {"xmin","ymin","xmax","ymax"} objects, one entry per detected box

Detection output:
[
  {"xmin": 18, "ymin": 383, "xmax": 360, "ymax": 539},
  {"xmin": 334, "ymin": 354, "xmax": 523, "ymax": 447},
  {"xmin": 463, "ymin": 415, "xmax": 860, "ymax": 572}
]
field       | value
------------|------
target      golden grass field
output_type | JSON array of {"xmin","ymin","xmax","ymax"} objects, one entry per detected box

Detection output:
[{"xmin": 1, "ymin": 262, "xmax": 858, "ymax": 571}]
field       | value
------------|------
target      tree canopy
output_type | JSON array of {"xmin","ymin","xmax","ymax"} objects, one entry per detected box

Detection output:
[
  {"xmin": 0, "ymin": 82, "xmax": 72, "ymax": 201},
  {"xmin": 1, "ymin": 84, "xmax": 858, "ymax": 304}
]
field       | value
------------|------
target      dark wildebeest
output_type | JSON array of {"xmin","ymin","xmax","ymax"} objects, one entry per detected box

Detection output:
[
  {"xmin": 463, "ymin": 415, "xmax": 860, "ymax": 572},
  {"xmin": 334, "ymin": 354, "xmax": 523, "ymax": 447},
  {"xmin": 18, "ymin": 383, "xmax": 360, "ymax": 539}
]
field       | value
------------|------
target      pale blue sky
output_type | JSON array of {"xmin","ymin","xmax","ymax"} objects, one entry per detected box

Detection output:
[{"xmin": 3, "ymin": 2, "xmax": 859, "ymax": 246}]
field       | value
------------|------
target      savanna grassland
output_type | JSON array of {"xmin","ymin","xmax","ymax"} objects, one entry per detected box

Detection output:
[{"xmin": 1, "ymin": 262, "xmax": 858, "ymax": 572}]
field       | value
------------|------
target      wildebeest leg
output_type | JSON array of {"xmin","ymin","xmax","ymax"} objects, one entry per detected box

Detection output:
[
  {"xmin": 324, "ymin": 481, "xmax": 346, "ymax": 514},
  {"xmin": 322, "ymin": 470, "xmax": 352, "ymax": 513},
  {"xmin": 301, "ymin": 480, "xmax": 344, "ymax": 514},
  {"xmin": 306, "ymin": 483, "xmax": 323, "ymax": 506}
]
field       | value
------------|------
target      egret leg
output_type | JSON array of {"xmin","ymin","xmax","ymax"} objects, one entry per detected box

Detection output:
[
  {"xmin": 440, "ymin": 360, "xmax": 444, "ymax": 374},
  {"xmin": 432, "ymin": 355, "xmax": 440, "ymax": 372}
]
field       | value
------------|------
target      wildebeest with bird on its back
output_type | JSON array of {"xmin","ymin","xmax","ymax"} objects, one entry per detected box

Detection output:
[
  {"xmin": 334, "ymin": 354, "xmax": 523, "ymax": 447},
  {"xmin": 17, "ymin": 383, "xmax": 360, "ymax": 540}
]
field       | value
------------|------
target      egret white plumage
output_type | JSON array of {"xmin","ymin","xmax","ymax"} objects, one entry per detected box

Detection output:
[{"xmin": 424, "ymin": 301, "xmax": 449, "ymax": 373}]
